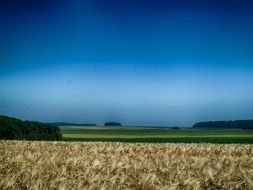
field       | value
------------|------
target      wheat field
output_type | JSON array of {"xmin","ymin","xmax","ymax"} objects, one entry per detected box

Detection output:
[{"xmin": 0, "ymin": 141, "xmax": 253, "ymax": 190}]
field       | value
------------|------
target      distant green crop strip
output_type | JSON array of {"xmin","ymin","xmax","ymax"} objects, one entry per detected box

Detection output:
[
  {"xmin": 61, "ymin": 127, "xmax": 253, "ymax": 144},
  {"xmin": 63, "ymin": 137, "xmax": 253, "ymax": 144}
]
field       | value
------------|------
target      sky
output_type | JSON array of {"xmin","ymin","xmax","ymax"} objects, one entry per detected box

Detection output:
[{"xmin": 0, "ymin": 0, "xmax": 253, "ymax": 126}]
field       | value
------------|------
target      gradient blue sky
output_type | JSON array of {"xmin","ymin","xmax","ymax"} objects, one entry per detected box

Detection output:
[{"xmin": 1, "ymin": 0, "xmax": 253, "ymax": 126}]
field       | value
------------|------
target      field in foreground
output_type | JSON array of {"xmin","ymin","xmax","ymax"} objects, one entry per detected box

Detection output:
[
  {"xmin": 61, "ymin": 127, "xmax": 253, "ymax": 143},
  {"xmin": 1, "ymin": 141, "xmax": 253, "ymax": 190}
]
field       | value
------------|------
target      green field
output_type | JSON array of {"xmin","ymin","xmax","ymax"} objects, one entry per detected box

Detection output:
[{"xmin": 61, "ymin": 126, "xmax": 253, "ymax": 143}]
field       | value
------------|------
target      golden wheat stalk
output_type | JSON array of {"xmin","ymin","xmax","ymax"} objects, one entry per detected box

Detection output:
[{"xmin": 0, "ymin": 141, "xmax": 252, "ymax": 190}]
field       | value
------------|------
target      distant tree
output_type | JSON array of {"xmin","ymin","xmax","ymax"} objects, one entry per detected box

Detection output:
[
  {"xmin": 104, "ymin": 122, "xmax": 122, "ymax": 126},
  {"xmin": 172, "ymin": 127, "xmax": 180, "ymax": 130}
]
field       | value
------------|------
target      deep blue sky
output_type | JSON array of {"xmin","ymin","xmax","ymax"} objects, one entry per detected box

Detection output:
[{"xmin": 1, "ymin": 0, "xmax": 253, "ymax": 126}]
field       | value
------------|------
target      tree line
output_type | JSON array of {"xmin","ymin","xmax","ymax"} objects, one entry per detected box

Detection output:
[
  {"xmin": 193, "ymin": 120, "xmax": 253, "ymax": 129},
  {"xmin": 52, "ymin": 122, "xmax": 96, "ymax": 126},
  {"xmin": 104, "ymin": 122, "xmax": 122, "ymax": 126},
  {"xmin": 0, "ymin": 115, "xmax": 62, "ymax": 140}
]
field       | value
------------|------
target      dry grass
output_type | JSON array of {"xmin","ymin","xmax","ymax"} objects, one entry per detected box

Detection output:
[{"xmin": 0, "ymin": 141, "xmax": 253, "ymax": 190}]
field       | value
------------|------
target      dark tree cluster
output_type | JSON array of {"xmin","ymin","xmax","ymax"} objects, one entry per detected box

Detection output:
[
  {"xmin": 104, "ymin": 122, "xmax": 122, "ymax": 126},
  {"xmin": 0, "ymin": 115, "xmax": 62, "ymax": 140},
  {"xmin": 193, "ymin": 120, "xmax": 253, "ymax": 129}
]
